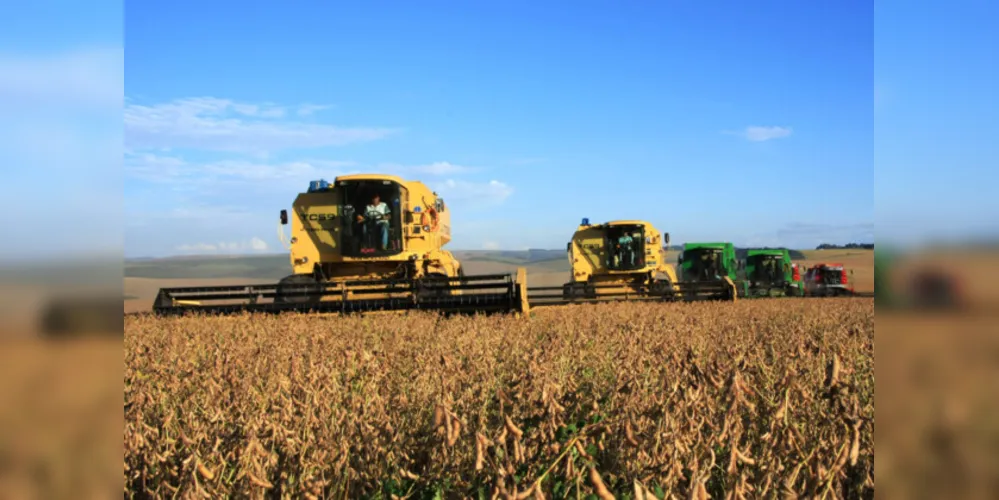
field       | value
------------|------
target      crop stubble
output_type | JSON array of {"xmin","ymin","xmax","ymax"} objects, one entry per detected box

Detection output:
[{"xmin": 124, "ymin": 298, "xmax": 874, "ymax": 499}]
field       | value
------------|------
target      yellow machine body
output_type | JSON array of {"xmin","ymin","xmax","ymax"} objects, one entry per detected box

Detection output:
[
  {"xmin": 287, "ymin": 174, "xmax": 461, "ymax": 283},
  {"xmin": 567, "ymin": 219, "xmax": 678, "ymax": 291}
]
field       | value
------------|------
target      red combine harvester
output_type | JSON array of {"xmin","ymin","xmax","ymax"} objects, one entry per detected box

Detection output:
[{"xmin": 803, "ymin": 262, "xmax": 856, "ymax": 297}]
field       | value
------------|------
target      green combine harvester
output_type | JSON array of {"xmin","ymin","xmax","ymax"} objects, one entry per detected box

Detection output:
[
  {"xmin": 677, "ymin": 242, "xmax": 749, "ymax": 298},
  {"xmin": 742, "ymin": 248, "xmax": 804, "ymax": 298}
]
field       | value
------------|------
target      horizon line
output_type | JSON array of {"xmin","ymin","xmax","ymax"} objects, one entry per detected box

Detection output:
[{"xmin": 124, "ymin": 244, "xmax": 875, "ymax": 261}]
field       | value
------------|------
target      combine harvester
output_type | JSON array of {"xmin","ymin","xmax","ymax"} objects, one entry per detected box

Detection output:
[
  {"xmin": 527, "ymin": 219, "xmax": 738, "ymax": 307},
  {"xmin": 801, "ymin": 262, "xmax": 870, "ymax": 297},
  {"xmin": 153, "ymin": 174, "xmax": 529, "ymax": 316},
  {"xmin": 742, "ymin": 248, "xmax": 805, "ymax": 298},
  {"xmin": 679, "ymin": 245, "xmax": 869, "ymax": 300},
  {"xmin": 676, "ymin": 242, "xmax": 749, "ymax": 298}
]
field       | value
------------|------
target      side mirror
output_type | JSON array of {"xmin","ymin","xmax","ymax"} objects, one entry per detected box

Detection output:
[
  {"xmin": 280, "ymin": 209, "xmax": 288, "ymax": 225},
  {"xmin": 663, "ymin": 232, "xmax": 670, "ymax": 247}
]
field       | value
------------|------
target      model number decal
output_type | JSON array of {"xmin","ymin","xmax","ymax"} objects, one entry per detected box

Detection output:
[{"xmin": 299, "ymin": 212, "xmax": 337, "ymax": 221}]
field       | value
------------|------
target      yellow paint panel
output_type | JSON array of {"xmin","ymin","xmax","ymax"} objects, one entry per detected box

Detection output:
[{"xmin": 291, "ymin": 192, "xmax": 341, "ymax": 272}]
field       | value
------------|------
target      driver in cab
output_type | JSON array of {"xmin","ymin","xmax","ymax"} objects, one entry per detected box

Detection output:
[
  {"xmin": 701, "ymin": 252, "xmax": 721, "ymax": 280},
  {"xmin": 356, "ymin": 193, "xmax": 391, "ymax": 250},
  {"xmin": 614, "ymin": 232, "xmax": 634, "ymax": 267}
]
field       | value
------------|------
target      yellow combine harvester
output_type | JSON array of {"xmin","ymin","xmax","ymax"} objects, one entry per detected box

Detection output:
[
  {"xmin": 527, "ymin": 219, "xmax": 738, "ymax": 307},
  {"xmin": 153, "ymin": 174, "xmax": 529, "ymax": 316}
]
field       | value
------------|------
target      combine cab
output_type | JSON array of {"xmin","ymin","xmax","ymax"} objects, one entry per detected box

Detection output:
[
  {"xmin": 153, "ymin": 174, "xmax": 529, "ymax": 316},
  {"xmin": 742, "ymin": 248, "xmax": 804, "ymax": 298},
  {"xmin": 802, "ymin": 262, "xmax": 855, "ymax": 297},
  {"xmin": 677, "ymin": 242, "xmax": 748, "ymax": 299},
  {"xmin": 527, "ymin": 220, "xmax": 737, "ymax": 307}
]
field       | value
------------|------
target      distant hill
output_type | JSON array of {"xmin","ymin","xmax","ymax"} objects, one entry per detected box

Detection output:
[
  {"xmin": 125, "ymin": 254, "xmax": 291, "ymax": 280},
  {"xmin": 453, "ymin": 249, "xmax": 566, "ymax": 265},
  {"xmin": 123, "ymin": 250, "xmax": 571, "ymax": 280}
]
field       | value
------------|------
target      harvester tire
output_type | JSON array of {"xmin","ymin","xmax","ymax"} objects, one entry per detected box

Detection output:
[{"xmin": 275, "ymin": 274, "xmax": 322, "ymax": 304}]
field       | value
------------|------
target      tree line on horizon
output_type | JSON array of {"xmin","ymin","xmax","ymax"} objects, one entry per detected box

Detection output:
[{"xmin": 814, "ymin": 243, "xmax": 875, "ymax": 250}]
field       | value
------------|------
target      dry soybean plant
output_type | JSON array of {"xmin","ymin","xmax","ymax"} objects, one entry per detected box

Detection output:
[{"xmin": 124, "ymin": 298, "xmax": 874, "ymax": 499}]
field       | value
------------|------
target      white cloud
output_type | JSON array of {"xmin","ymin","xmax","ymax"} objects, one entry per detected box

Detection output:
[
  {"xmin": 434, "ymin": 179, "xmax": 514, "ymax": 206},
  {"xmin": 124, "ymin": 97, "xmax": 397, "ymax": 153},
  {"xmin": 482, "ymin": 241, "xmax": 501, "ymax": 250},
  {"xmin": 410, "ymin": 161, "xmax": 474, "ymax": 175},
  {"xmin": 175, "ymin": 243, "xmax": 218, "ymax": 253},
  {"xmin": 125, "ymin": 152, "xmax": 357, "ymax": 188},
  {"xmin": 249, "ymin": 237, "xmax": 269, "ymax": 251},
  {"xmin": 297, "ymin": 104, "xmax": 334, "ymax": 116},
  {"xmin": 204, "ymin": 159, "xmax": 326, "ymax": 181},
  {"xmin": 0, "ymin": 46, "xmax": 123, "ymax": 109},
  {"xmin": 740, "ymin": 126, "xmax": 793, "ymax": 142},
  {"xmin": 365, "ymin": 161, "xmax": 477, "ymax": 177},
  {"xmin": 124, "ymin": 152, "xmax": 190, "ymax": 183},
  {"xmin": 176, "ymin": 237, "xmax": 271, "ymax": 255}
]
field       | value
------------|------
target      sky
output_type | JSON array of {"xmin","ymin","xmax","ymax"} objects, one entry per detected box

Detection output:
[
  {"xmin": 0, "ymin": 1, "xmax": 122, "ymax": 261},
  {"xmin": 120, "ymin": 0, "xmax": 875, "ymax": 257},
  {"xmin": 1, "ymin": 1, "xmax": 995, "ymax": 259},
  {"xmin": 874, "ymin": 1, "xmax": 999, "ymax": 247}
]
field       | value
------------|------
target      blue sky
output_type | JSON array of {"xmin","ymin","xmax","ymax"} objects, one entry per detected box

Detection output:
[
  {"xmin": 0, "ymin": 1, "xmax": 122, "ymax": 261},
  {"xmin": 6, "ymin": 1, "xmax": 994, "ymax": 259},
  {"xmin": 121, "ymin": 1, "xmax": 874, "ymax": 256},
  {"xmin": 875, "ymin": 1, "xmax": 999, "ymax": 246}
]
